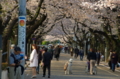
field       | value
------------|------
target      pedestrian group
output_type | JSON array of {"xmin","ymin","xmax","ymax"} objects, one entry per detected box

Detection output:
[{"xmin": 8, "ymin": 44, "xmax": 119, "ymax": 79}]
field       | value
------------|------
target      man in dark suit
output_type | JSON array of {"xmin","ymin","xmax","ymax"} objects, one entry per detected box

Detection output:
[
  {"xmin": 42, "ymin": 48, "xmax": 52, "ymax": 78},
  {"xmin": 74, "ymin": 47, "xmax": 79, "ymax": 58},
  {"xmin": 96, "ymin": 50, "xmax": 101, "ymax": 66},
  {"xmin": 79, "ymin": 47, "xmax": 84, "ymax": 61}
]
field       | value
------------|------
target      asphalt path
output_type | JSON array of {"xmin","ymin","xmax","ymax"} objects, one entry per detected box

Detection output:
[{"xmin": 25, "ymin": 53, "xmax": 120, "ymax": 79}]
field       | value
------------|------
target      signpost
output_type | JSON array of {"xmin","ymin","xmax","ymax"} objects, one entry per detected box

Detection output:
[
  {"xmin": 18, "ymin": 16, "xmax": 26, "ymax": 53},
  {"xmin": 32, "ymin": 37, "xmax": 36, "ymax": 44},
  {"xmin": 18, "ymin": 16, "xmax": 26, "ymax": 79},
  {"xmin": 18, "ymin": 0, "xmax": 26, "ymax": 79}
]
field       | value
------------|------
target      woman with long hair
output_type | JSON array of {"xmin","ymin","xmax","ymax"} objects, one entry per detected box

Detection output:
[{"xmin": 29, "ymin": 44, "xmax": 38, "ymax": 78}]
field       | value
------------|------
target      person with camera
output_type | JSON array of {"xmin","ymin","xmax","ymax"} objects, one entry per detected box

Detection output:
[{"xmin": 9, "ymin": 46, "xmax": 24, "ymax": 79}]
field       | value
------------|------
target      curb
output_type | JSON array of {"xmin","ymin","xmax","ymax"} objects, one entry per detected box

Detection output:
[{"xmin": 100, "ymin": 63, "xmax": 120, "ymax": 72}]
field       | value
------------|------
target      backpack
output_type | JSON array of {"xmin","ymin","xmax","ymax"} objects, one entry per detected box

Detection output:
[
  {"xmin": 11, "ymin": 54, "xmax": 23, "ymax": 64},
  {"xmin": 10, "ymin": 53, "xmax": 24, "ymax": 75}
]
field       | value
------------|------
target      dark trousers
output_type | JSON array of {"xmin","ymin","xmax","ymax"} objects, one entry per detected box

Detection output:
[
  {"xmin": 80, "ymin": 56, "xmax": 83, "ymax": 61},
  {"xmin": 112, "ymin": 63, "xmax": 116, "ymax": 71},
  {"xmin": 55, "ymin": 54, "xmax": 60, "ymax": 61},
  {"xmin": 108, "ymin": 61, "xmax": 112, "ymax": 69},
  {"xmin": 43, "ymin": 64, "xmax": 51, "ymax": 76},
  {"xmin": 74, "ymin": 53, "xmax": 78, "ymax": 58},
  {"xmin": 96, "ymin": 58, "xmax": 100, "ymax": 65},
  {"xmin": 36, "ymin": 63, "xmax": 40, "ymax": 73},
  {"xmin": 87, "ymin": 62, "xmax": 90, "ymax": 71},
  {"xmin": 51, "ymin": 53, "xmax": 53, "ymax": 60}
]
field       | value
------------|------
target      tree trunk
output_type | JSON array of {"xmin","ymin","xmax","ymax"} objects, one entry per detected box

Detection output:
[{"xmin": 2, "ymin": 18, "xmax": 17, "ymax": 62}]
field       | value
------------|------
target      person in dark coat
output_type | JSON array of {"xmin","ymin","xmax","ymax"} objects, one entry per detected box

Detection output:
[
  {"xmin": 36, "ymin": 46, "xmax": 42, "ymax": 74},
  {"xmin": 64, "ymin": 47, "xmax": 68, "ymax": 53},
  {"xmin": 87, "ymin": 48, "xmax": 96, "ymax": 75},
  {"xmin": 79, "ymin": 48, "xmax": 84, "ymax": 61},
  {"xmin": 111, "ymin": 50, "xmax": 118, "ymax": 72},
  {"xmin": 42, "ymin": 48, "xmax": 52, "ymax": 78},
  {"xmin": 96, "ymin": 50, "xmax": 101, "ymax": 66},
  {"xmin": 54, "ymin": 45, "xmax": 61, "ymax": 61},
  {"xmin": 74, "ymin": 47, "xmax": 79, "ymax": 58},
  {"xmin": 48, "ymin": 46, "xmax": 54, "ymax": 60},
  {"xmin": 70, "ymin": 47, "xmax": 74, "ymax": 57}
]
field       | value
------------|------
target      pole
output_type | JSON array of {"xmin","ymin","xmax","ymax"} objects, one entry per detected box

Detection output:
[
  {"xmin": 18, "ymin": 0, "xmax": 26, "ymax": 79},
  {"xmin": 7, "ymin": 40, "xmax": 11, "ymax": 64},
  {"xmin": 0, "ymin": 50, "xmax": 2, "ymax": 79},
  {"xmin": 0, "ymin": 35, "xmax": 2, "ymax": 79},
  {"xmin": 84, "ymin": 40, "xmax": 86, "ymax": 56},
  {"xmin": 105, "ymin": 47, "xmax": 107, "ymax": 62}
]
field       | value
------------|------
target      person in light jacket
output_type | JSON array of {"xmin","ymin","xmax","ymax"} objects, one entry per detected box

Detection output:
[{"xmin": 29, "ymin": 44, "xmax": 38, "ymax": 78}]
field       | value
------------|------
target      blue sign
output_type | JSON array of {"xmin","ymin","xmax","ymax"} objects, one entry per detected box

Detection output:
[
  {"xmin": 18, "ymin": 16, "xmax": 26, "ymax": 55},
  {"xmin": 19, "ymin": 17, "xmax": 25, "ymax": 19}
]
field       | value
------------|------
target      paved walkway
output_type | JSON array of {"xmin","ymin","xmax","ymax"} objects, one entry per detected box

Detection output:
[
  {"xmin": 24, "ymin": 53, "xmax": 120, "ymax": 79},
  {"xmin": 100, "ymin": 61, "xmax": 120, "ymax": 72}
]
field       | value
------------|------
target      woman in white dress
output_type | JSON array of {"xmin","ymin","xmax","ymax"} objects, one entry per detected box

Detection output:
[{"xmin": 29, "ymin": 44, "xmax": 38, "ymax": 78}]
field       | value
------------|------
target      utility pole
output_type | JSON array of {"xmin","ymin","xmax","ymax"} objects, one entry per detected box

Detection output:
[
  {"xmin": 18, "ymin": 0, "xmax": 26, "ymax": 79},
  {"xmin": 0, "ymin": 35, "xmax": 2, "ymax": 79},
  {"xmin": 0, "ymin": 3, "xmax": 2, "ymax": 79}
]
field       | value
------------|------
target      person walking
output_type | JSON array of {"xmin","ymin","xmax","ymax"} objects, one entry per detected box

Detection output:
[
  {"xmin": 29, "ymin": 44, "xmax": 38, "ymax": 78},
  {"xmin": 36, "ymin": 46, "xmax": 42, "ymax": 74},
  {"xmin": 64, "ymin": 46, "xmax": 68, "ymax": 53},
  {"xmin": 79, "ymin": 47, "xmax": 84, "ymax": 61},
  {"xmin": 8, "ymin": 46, "xmax": 24, "ymax": 79},
  {"xmin": 42, "ymin": 48, "xmax": 52, "ymax": 78},
  {"xmin": 48, "ymin": 46, "xmax": 54, "ymax": 60},
  {"xmin": 87, "ymin": 48, "xmax": 96, "ymax": 75},
  {"xmin": 108, "ymin": 50, "xmax": 113, "ymax": 70},
  {"xmin": 74, "ymin": 47, "xmax": 79, "ymax": 58},
  {"xmin": 70, "ymin": 47, "xmax": 74, "ymax": 57},
  {"xmin": 96, "ymin": 50, "xmax": 101, "ymax": 66},
  {"xmin": 54, "ymin": 45, "xmax": 61, "ymax": 61},
  {"xmin": 111, "ymin": 50, "xmax": 118, "ymax": 72}
]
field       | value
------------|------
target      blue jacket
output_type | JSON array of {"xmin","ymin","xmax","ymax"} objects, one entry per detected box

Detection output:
[{"xmin": 79, "ymin": 50, "xmax": 84, "ymax": 56}]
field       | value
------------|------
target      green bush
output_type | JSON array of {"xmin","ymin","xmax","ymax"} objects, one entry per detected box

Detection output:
[
  {"xmin": 2, "ymin": 63, "xmax": 8, "ymax": 70},
  {"xmin": 42, "ymin": 41, "xmax": 50, "ymax": 45}
]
